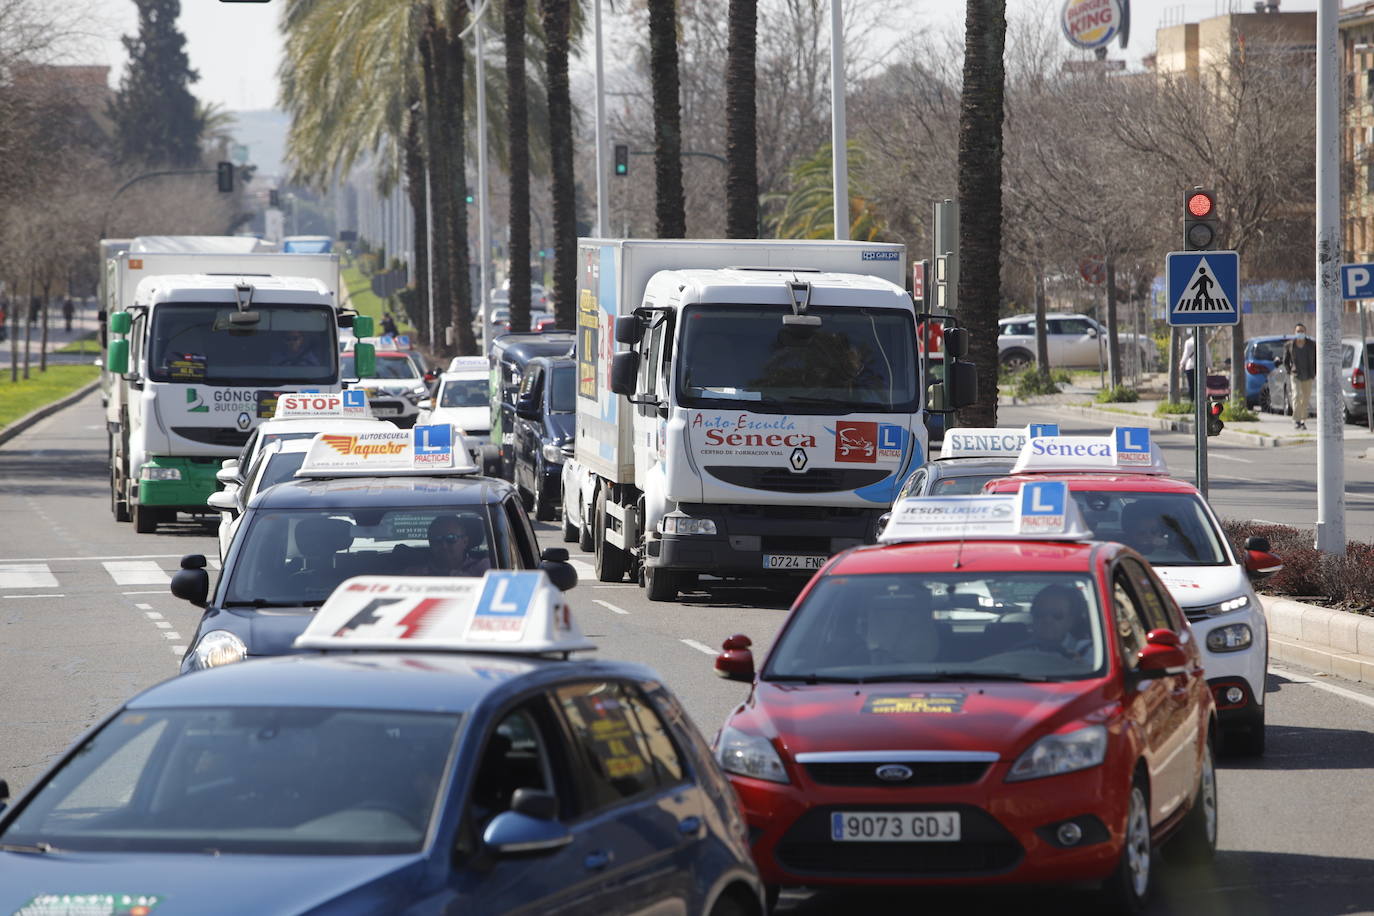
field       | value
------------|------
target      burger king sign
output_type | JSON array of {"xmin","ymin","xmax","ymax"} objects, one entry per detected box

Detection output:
[{"xmin": 1061, "ymin": 0, "xmax": 1128, "ymax": 52}]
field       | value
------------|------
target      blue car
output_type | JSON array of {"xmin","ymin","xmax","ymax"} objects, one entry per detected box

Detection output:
[
  {"xmin": 0, "ymin": 573, "xmax": 764, "ymax": 915},
  {"xmin": 1243, "ymin": 334, "xmax": 1292, "ymax": 409}
]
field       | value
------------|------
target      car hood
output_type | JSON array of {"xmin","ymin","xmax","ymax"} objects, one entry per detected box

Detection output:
[
  {"xmin": 1152, "ymin": 564, "xmax": 1252, "ymax": 609},
  {"xmin": 0, "ymin": 851, "xmax": 423, "ymax": 915},
  {"xmin": 429, "ymin": 406, "xmax": 489, "ymax": 433},
  {"xmin": 204, "ymin": 605, "xmax": 317, "ymax": 657},
  {"xmin": 746, "ymin": 679, "xmax": 1110, "ymax": 759},
  {"xmin": 545, "ymin": 413, "xmax": 574, "ymax": 443}
]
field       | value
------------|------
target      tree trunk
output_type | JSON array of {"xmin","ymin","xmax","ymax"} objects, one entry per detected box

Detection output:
[
  {"xmin": 1105, "ymin": 256, "xmax": 1120, "ymax": 388},
  {"xmin": 23, "ymin": 281, "xmax": 33, "ymax": 381},
  {"xmin": 648, "ymin": 0, "xmax": 685, "ymax": 238},
  {"xmin": 725, "ymin": 0, "xmax": 758, "ymax": 239},
  {"xmin": 421, "ymin": 12, "xmax": 454, "ymax": 352},
  {"xmin": 1230, "ymin": 318, "xmax": 1244, "ymax": 406},
  {"xmin": 506, "ymin": 0, "xmax": 532, "ymax": 334},
  {"xmin": 1034, "ymin": 268, "xmax": 1049, "ymax": 378},
  {"xmin": 403, "ymin": 100, "xmax": 430, "ymax": 346},
  {"xmin": 39, "ymin": 284, "xmax": 50, "ymax": 373},
  {"xmin": 955, "ymin": 0, "xmax": 1007, "ymax": 427},
  {"xmin": 445, "ymin": 3, "xmax": 475, "ymax": 356},
  {"xmin": 542, "ymin": 0, "xmax": 576, "ymax": 329}
]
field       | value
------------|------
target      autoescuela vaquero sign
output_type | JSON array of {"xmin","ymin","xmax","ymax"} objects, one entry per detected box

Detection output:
[{"xmin": 1061, "ymin": 0, "xmax": 1128, "ymax": 52}]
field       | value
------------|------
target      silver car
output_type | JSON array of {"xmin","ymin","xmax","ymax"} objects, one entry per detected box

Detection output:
[
  {"xmin": 998, "ymin": 312, "xmax": 1154, "ymax": 373},
  {"xmin": 1264, "ymin": 336, "xmax": 1371, "ymax": 423}
]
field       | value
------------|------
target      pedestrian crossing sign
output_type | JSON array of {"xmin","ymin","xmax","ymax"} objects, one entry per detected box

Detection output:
[{"xmin": 1166, "ymin": 251, "xmax": 1240, "ymax": 327}]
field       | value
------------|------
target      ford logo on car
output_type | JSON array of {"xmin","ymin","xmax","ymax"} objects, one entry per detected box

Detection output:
[{"xmin": 876, "ymin": 764, "xmax": 913, "ymax": 782}]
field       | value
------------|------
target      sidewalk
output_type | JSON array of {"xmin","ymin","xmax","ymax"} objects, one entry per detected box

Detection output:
[
  {"xmin": 1002, "ymin": 372, "xmax": 1374, "ymax": 448},
  {"xmin": 1263, "ymin": 596, "xmax": 1374, "ymax": 686},
  {"xmin": 0, "ymin": 300, "xmax": 101, "ymax": 370}
]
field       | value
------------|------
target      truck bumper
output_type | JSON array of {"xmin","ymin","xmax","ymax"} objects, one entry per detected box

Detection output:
[
  {"xmin": 133, "ymin": 456, "xmax": 220, "ymax": 510},
  {"xmin": 647, "ymin": 503, "xmax": 886, "ymax": 577}
]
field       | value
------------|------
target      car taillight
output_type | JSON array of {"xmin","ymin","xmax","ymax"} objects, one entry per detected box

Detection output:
[
  {"xmin": 1245, "ymin": 361, "xmax": 1270, "ymax": 375},
  {"xmin": 1355, "ymin": 367, "xmax": 1366, "ymax": 390}
]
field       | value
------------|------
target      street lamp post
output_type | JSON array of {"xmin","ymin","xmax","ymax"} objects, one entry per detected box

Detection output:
[
  {"xmin": 830, "ymin": 0, "xmax": 848, "ymax": 241},
  {"xmin": 1315, "ymin": 0, "xmax": 1345, "ymax": 553},
  {"xmin": 474, "ymin": 6, "xmax": 492, "ymax": 357}
]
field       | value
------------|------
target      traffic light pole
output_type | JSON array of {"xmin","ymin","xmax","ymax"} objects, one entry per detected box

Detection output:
[
  {"xmin": 1194, "ymin": 328, "xmax": 1208, "ymax": 498},
  {"xmin": 1315, "ymin": 0, "xmax": 1345, "ymax": 554}
]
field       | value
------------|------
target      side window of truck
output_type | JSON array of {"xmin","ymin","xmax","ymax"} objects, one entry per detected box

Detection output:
[
  {"xmin": 655, "ymin": 314, "xmax": 674, "ymax": 400},
  {"xmin": 130, "ymin": 313, "xmax": 146, "ymax": 376}
]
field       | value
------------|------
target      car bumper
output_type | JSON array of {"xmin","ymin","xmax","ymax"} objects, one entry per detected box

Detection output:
[
  {"xmin": 729, "ymin": 763, "xmax": 1127, "ymax": 888},
  {"xmin": 647, "ymin": 504, "xmax": 885, "ymax": 577},
  {"xmin": 134, "ymin": 457, "xmax": 219, "ymax": 509},
  {"xmin": 1186, "ymin": 612, "xmax": 1267, "ymax": 711}
]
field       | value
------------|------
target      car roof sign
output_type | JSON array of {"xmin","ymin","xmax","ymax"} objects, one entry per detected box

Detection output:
[
  {"xmin": 938, "ymin": 424, "xmax": 1059, "ymax": 460},
  {"xmin": 1009, "ymin": 426, "xmax": 1168, "ymax": 475},
  {"xmin": 878, "ymin": 481, "xmax": 1092, "ymax": 543},
  {"xmin": 273, "ymin": 389, "xmax": 373, "ymax": 420},
  {"xmin": 295, "ymin": 423, "xmax": 480, "ymax": 477},
  {"xmin": 448, "ymin": 356, "xmax": 488, "ymax": 373},
  {"xmin": 294, "ymin": 571, "xmax": 594, "ymax": 655}
]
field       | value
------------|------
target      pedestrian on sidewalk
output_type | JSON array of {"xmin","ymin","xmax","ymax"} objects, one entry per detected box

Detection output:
[
  {"xmin": 1282, "ymin": 322, "xmax": 1317, "ymax": 430},
  {"xmin": 1179, "ymin": 332, "xmax": 1210, "ymax": 402},
  {"xmin": 381, "ymin": 311, "xmax": 398, "ymax": 338},
  {"xmin": 62, "ymin": 298, "xmax": 74, "ymax": 332}
]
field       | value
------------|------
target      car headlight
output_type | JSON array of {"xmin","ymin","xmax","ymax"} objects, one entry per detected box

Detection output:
[
  {"xmin": 661, "ymin": 516, "xmax": 717, "ymax": 536},
  {"xmin": 542, "ymin": 443, "xmax": 567, "ymax": 464},
  {"xmin": 141, "ymin": 467, "xmax": 182, "ymax": 481},
  {"xmin": 1206, "ymin": 623, "xmax": 1253, "ymax": 652},
  {"xmin": 715, "ymin": 725, "xmax": 789, "ymax": 783},
  {"xmin": 185, "ymin": 630, "xmax": 247, "ymax": 671},
  {"xmin": 1006, "ymin": 725, "xmax": 1107, "ymax": 782},
  {"xmin": 1216, "ymin": 595, "xmax": 1251, "ymax": 614}
]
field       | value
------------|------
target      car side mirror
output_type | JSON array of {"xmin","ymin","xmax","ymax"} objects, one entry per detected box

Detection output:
[
  {"xmin": 215, "ymin": 466, "xmax": 241, "ymax": 486},
  {"xmin": 609, "ymin": 352, "xmax": 640, "ymax": 396},
  {"xmin": 614, "ymin": 315, "xmax": 643, "ymax": 345},
  {"xmin": 417, "ymin": 399, "xmax": 433, "ymax": 411},
  {"xmin": 483, "ymin": 789, "xmax": 572, "ymax": 855},
  {"xmin": 1245, "ymin": 548, "xmax": 1283, "ymax": 581},
  {"xmin": 875, "ymin": 512, "xmax": 891, "ymax": 536},
  {"xmin": 1087, "ymin": 327, "xmax": 1099, "ymax": 337},
  {"xmin": 516, "ymin": 395, "xmax": 540, "ymax": 419},
  {"xmin": 1244, "ymin": 536, "xmax": 1271, "ymax": 553},
  {"xmin": 1134, "ymin": 628, "xmax": 1187, "ymax": 679},
  {"xmin": 714, "ymin": 633, "xmax": 755, "ymax": 682},
  {"xmin": 170, "ymin": 554, "xmax": 209, "ymax": 607},
  {"xmin": 206, "ymin": 490, "xmax": 238, "ymax": 513},
  {"xmin": 540, "ymin": 552, "xmax": 578, "ymax": 592}
]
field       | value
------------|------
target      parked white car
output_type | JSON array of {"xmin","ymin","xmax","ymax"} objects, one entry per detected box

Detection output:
[{"xmin": 998, "ymin": 312, "xmax": 1154, "ymax": 373}]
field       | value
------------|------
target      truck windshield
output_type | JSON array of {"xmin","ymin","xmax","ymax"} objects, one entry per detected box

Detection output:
[
  {"xmin": 676, "ymin": 305, "xmax": 917, "ymax": 413},
  {"xmin": 550, "ymin": 365, "xmax": 576, "ymax": 413},
  {"xmin": 148, "ymin": 305, "xmax": 335, "ymax": 386}
]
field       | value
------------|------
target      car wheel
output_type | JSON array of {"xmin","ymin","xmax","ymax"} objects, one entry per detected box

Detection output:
[
  {"xmin": 1098, "ymin": 778, "xmax": 1152, "ymax": 913},
  {"xmin": 133, "ymin": 500, "xmax": 158, "ymax": 534},
  {"xmin": 1167, "ymin": 735, "xmax": 1217, "ymax": 864},
  {"xmin": 1258, "ymin": 385, "xmax": 1271, "ymax": 413},
  {"xmin": 764, "ymin": 885, "xmax": 780, "ymax": 914},
  {"xmin": 1223, "ymin": 703, "xmax": 1265, "ymax": 757},
  {"xmin": 1000, "ymin": 349, "xmax": 1033, "ymax": 373},
  {"xmin": 645, "ymin": 565, "xmax": 678, "ymax": 602},
  {"xmin": 561, "ymin": 511, "xmax": 578, "ymax": 543},
  {"xmin": 593, "ymin": 488, "xmax": 628, "ymax": 583},
  {"xmin": 706, "ymin": 892, "xmax": 751, "ymax": 916}
]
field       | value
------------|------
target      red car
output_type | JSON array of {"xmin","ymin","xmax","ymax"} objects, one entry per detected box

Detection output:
[{"xmin": 712, "ymin": 482, "xmax": 1217, "ymax": 911}]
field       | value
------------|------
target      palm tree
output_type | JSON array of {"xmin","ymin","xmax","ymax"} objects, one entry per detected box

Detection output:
[
  {"xmin": 647, "ymin": 0, "xmax": 685, "ymax": 237},
  {"xmin": 765, "ymin": 142, "xmax": 884, "ymax": 241},
  {"xmin": 443, "ymin": 0, "xmax": 475, "ymax": 356},
  {"xmin": 725, "ymin": 0, "xmax": 758, "ymax": 238},
  {"xmin": 956, "ymin": 0, "xmax": 1007, "ymax": 427},
  {"xmin": 504, "ymin": 0, "xmax": 532, "ymax": 333},
  {"xmin": 540, "ymin": 0, "xmax": 575, "ymax": 329}
]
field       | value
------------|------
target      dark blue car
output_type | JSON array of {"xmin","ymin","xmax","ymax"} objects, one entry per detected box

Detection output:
[{"xmin": 0, "ymin": 575, "xmax": 764, "ymax": 915}]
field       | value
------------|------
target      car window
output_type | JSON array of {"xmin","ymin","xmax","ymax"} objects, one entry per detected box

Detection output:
[
  {"xmin": 1112, "ymin": 570, "xmax": 1151, "ymax": 669},
  {"xmin": 1071, "ymin": 491, "xmax": 1227, "ymax": 566},
  {"xmin": 1050, "ymin": 318, "xmax": 1092, "ymax": 335},
  {"xmin": 256, "ymin": 451, "xmax": 308, "ymax": 495},
  {"xmin": 931, "ymin": 473, "xmax": 1003, "ymax": 495},
  {"xmin": 553, "ymin": 682, "xmax": 682, "ymax": 815},
  {"xmin": 1117, "ymin": 557, "xmax": 1180, "ymax": 632},
  {"xmin": 489, "ymin": 499, "xmax": 523, "ymax": 568},
  {"xmin": 896, "ymin": 468, "xmax": 927, "ymax": 500},
  {"xmin": 440, "ymin": 378, "xmax": 489, "ymax": 408},
  {"xmin": 469, "ymin": 704, "xmax": 556, "ymax": 824},
  {"xmin": 1251, "ymin": 338, "xmax": 1289, "ymax": 363}
]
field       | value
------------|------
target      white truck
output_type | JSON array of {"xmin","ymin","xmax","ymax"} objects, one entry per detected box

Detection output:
[
  {"xmin": 574, "ymin": 238, "xmax": 974, "ymax": 601},
  {"xmin": 102, "ymin": 240, "xmax": 375, "ymax": 533}
]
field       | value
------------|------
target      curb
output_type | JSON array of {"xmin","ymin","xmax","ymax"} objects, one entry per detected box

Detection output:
[
  {"xmin": 0, "ymin": 379, "xmax": 100, "ymax": 448},
  {"xmin": 1260, "ymin": 595, "xmax": 1374, "ymax": 685},
  {"xmin": 1006, "ymin": 400, "xmax": 1297, "ymax": 448}
]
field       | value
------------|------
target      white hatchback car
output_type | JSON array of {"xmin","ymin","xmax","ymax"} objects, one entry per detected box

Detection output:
[{"xmin": 999, "ymin": 312, "xmax": 1154, "ymax": 373}]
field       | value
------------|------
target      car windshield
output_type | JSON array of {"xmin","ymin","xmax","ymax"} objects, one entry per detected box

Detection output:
[
  {"xmin": 0, "ymin": 707, "xmax": 460, "ymax": 855},
  {"xmin": 932, "ymin": 473, "xmax": 1004, "ymax": 495},
  {"xmin": 342, "ymin": 354, "xmax": 418, "ymax": 380},
  {"xmin": 147, "ymin": 305, "xmax": 336, "ymax": 386},
  {"xmin": 440, "ymin": 378, "xmax": 489, "ymax": 408},
  {"xmin": 765, "ymin": 572, "xmax": 1106, "ymax": 682},
  {"xmin": 223, "ymin": 507, "xmax": 499, "ymax": 606},
  {"xmin": 1250, "ymin": 338, "xmax": 1290, "ymax": 363},
  {"xmin": 255, "ymin": 451, "xmax": 308, "ymax": 495},
  {"xmin": 1071, "ymin": 491, "xmax": 1228, "ymax": 566},
  {"xmin": 549, "ymin": 365, "xmax": 575, "ymax": 413},
  {"xmin": 677, "ymin": 305, "xmax": 918, "ymax": 413}
]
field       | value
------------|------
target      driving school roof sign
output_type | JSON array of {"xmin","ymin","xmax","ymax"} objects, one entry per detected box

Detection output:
[
  {"xmin": 1061, "ymin": 0, "xmax": 1129, "ymax": 51},
  {"xmin": 273, "ymin": 390, "xmax": 372, "ymax": 420},
  {"xmin": 297, "ymin": 424, "xmax": 479, "ymax": 477},
  {"xmin": 878, "ymin": 482, "xmax": 1092, "ymax": 544}
]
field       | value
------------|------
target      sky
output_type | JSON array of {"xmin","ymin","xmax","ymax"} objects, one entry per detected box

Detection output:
[{"xmin": 75, "ymin": 0, "xmax": 1320, "ymax": 113}]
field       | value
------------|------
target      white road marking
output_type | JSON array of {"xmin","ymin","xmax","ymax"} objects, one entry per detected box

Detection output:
[
  {"xmin": 162, "ymin": 632, "xmax": 182, "ymax": 640},
  {"xmin": 121, "ymin": 590, "xmax": 167, "ymax": 595},
  {"xmin": 135, "ymin": 603, "xmax": 153, "ymax": 610},
  {"xmin": 680, "ymin": 638, "xmax": 717, "ymax": 656},
  {"xmin": 208, "ymin": 559, "xmax": 222, "ymax": 570},
  {"xmin": 593, "ymin": 599, "xmax": 629, "ymax": 615},
  {"xmin": 2, "ymin": 593, "xmax": 64, "ymax": 599},
  {"xmin": 0, "ymin": 563, "xmax": 58, "ymax": 589},
  {"xmin": 1210, "ymin": 453, "xmax": 1253, "ymax": 464},
  {"xmin": 569, "ymin": 559, "xmax": 596, "ymax": 578},
  {"xmin": 592, "ymin": 584, "xmax": 635, "ymax": 589},
  {"xmin": 0, "ymin": 553, "xmax": 184, "ymax": 563},
  {"xmin": 154, "ymin": 621, "xmax": 172, "ymax": 629},
  {"xmin": 103, "ymin": 560, "xmax": 170, "ymax": 585},
  {"xmin": 171, "ymin": 646, "xmax": 186, "ymax": 655},
  {"xmin": 144, "ymin": 611, "xmax": 163, "ymax": 620},
  {"xmin": 1273, "ymin": 666, "xmax": 1374, "ymax": 712}
]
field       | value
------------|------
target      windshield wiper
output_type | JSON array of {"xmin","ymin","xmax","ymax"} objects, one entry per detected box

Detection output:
[
  {"xmin": 222, "ymin": 599, "xmax": 318, "ymax": 609},
  {"xmin": 0, "ymin": 842, "xmax": 59, "ymax": 854},
  {"xmin": 765, "ymin": 674, "xmax": 868, "ymax": 684},
  {"xmin": 857, "ymin": 671, "xmax": 1052, "ymax": 683}
]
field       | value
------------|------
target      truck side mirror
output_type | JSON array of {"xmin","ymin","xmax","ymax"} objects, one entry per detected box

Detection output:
[
  {"xmin": 610, "ymin": 352, "xmax": 640, "ymax": 396},
  {"xmin": 353, "ymin": 342, "xmax": 376, "ymax": 379},
  {"xmin": 109, "ymin": 311, "xmax": 131, "ymax": 335},
  {"xmin": 353, "ymin": 315, "xmax": 374, "ymax": 338},
  {"xmin": 614, "ymin": 315, "xmax": 643, "ymax": 345},
  {"xmin": 946, "ymin": 360, "xmax": 977, "ymax": 410},
  {"xmin": 942, "ymin": 327, "xmax": 968, "ymax": 359},
  {"xmin": 106, "ymin": 339, "xmax": 130, "ymax": 375}
]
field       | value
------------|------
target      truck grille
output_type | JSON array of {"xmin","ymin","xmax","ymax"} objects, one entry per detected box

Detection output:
[
  {"xmin": 705, "ymin": 466, "xmax": 889, "ymax": 493},
  {"xmin": 172, "ymin": 427, "xmax": 251, "ymax": 447},
  {"xmin": 803, "ymin": 761, "xmax": 990, "ymax": 788}
]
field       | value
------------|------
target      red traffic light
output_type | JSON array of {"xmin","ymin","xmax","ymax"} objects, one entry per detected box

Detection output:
[
  {"xmin": 1209, "ymin": 401, "xmax": 1224, "ymax": 417},
  {"xmin": 1187, "ymin": 191, "xmax": 1214, "ymax": 218}
]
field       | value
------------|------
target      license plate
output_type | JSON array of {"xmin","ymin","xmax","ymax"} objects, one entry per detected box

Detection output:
[
  {"xmin": 763, "ymin": 555, "xmax": 826, "ymax": 570},
  {"xmin": 373, "ymin": 407, "xmax": 401, "ymax": 417},
  {"xmin": 831, "ymin": 811, "xmax": 961, "ymax": 842}
]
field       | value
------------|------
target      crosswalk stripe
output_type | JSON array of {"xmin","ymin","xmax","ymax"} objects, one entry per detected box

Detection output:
[
  {"xmin": 102, "ymin": 560, "xmax": 171, "ymax": 586},
  {"xmin": 0, "ymin": 564, "xmax": 59, "ymax": 589},
  {"xmin": 569, "ymin": 559, "xmax": 596, "ymax": 578}
]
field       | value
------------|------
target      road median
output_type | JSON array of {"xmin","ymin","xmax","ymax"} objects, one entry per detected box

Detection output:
[{"xmin": 0, "ymin": 371, "xmax": 100, "ymax": 447}]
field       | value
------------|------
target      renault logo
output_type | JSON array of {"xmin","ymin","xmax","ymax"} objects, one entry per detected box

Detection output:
[{"xmin": 875, "ymin": 764, "xmax": 913, "ymax": 782}]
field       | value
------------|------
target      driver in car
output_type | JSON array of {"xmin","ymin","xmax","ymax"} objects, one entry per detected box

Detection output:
[{"xmin": 1024, "ymin": 584, "xmax": 1094, "ymax": 661}]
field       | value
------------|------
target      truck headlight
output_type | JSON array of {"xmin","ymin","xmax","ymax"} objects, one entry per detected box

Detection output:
[
  {"xmin": 1206, "ymin": 623, "xmax": 1253, "ymax": 653},
  {"xmin": 661, "ymin": 516, "xmax": 717, "ymax": 536},
  {"xmin": 185, "ymin": 630, "xmax": 247, "ymax": 671},
  {"xmin": 715, "ymin": 725, "xmax": 789, "ymax": 783},
  {"xmin": 542, "ymin": 443, "xmax": 567, "ymax": 464},
  {"xmin": 1006, "ymin": 725, "xmax": 1106, "ymax": 782},
  {"xmin": 140, "ymin": 467, "xmax": 182, "ymax": 481}
]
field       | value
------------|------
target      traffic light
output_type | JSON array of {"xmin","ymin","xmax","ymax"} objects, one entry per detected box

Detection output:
[
  {"xmin": 1184, "ymin": 187, "xmax": 1219, "ymax": 251},
  {"xmin": 465, "ymin": 187, "xmax": 475, "ymax": 204},
  {"xmin": 1207, "ymin": 401, "xmax": 1224, "ymax": 437},
  {"xmin": 268, "ymin": 189, "xmax": 280, "ymax": 208},
  {"xmin": 614, "ymin": 144, "xmax": 629, "ymax": 176},
  {"xmin": 216, "ymin": 161, "xmax": 234, "ymax": 193}
]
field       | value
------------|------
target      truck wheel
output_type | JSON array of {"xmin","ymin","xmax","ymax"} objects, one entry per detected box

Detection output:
[
  {"xmin": 133, "ymin": 500, "xmax": 158, "ymax": 534},
  {"xmin": 593, "ymin": 489, "xmax": 628, "ymax": 583},
  {"xmin": 111, "ymin": 438, "xmax": 131, "ymax": 523},
  {"xmin": 645, "ymin": 565, "xmax": 678, "ymax": 602}
]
